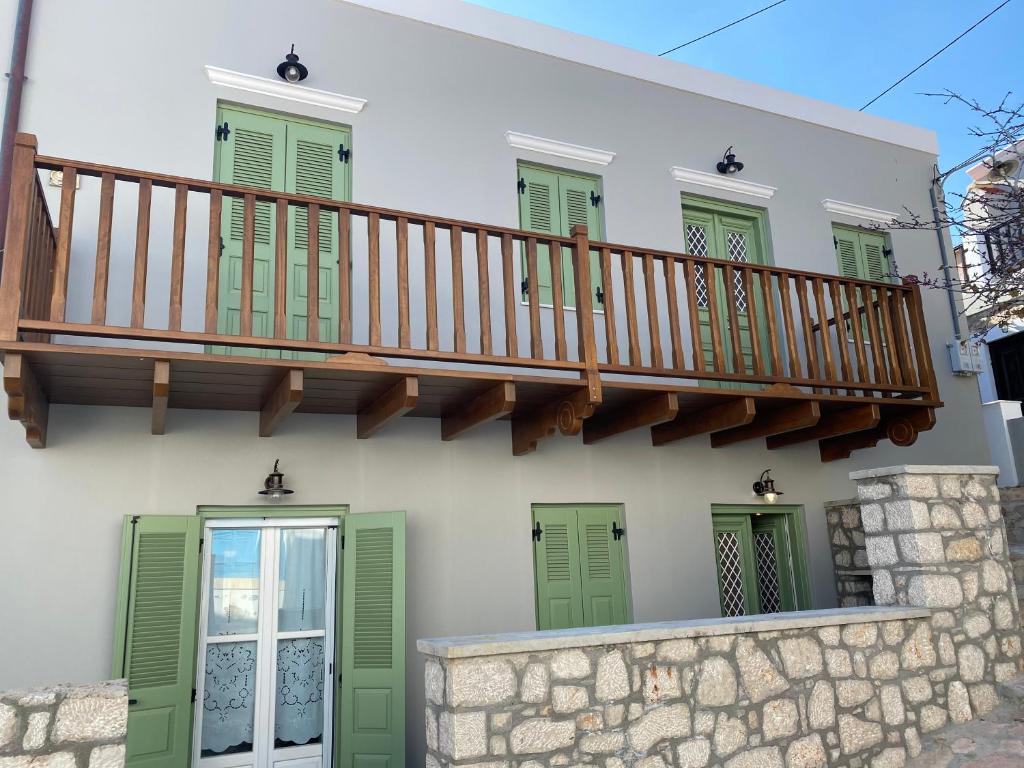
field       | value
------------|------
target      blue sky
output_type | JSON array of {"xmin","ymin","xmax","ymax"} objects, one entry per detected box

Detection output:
[{"xmin": 467, "ymin": 0, "xmax": 1023, "ymax": 193}]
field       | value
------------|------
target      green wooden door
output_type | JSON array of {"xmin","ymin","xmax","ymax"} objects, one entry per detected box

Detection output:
[
  {"xmin": 113, "ymin": 516, "xmax": 201, "ymax": 768},
  {"xmin": 518, "ymin": 163, "xmax": 603, "ymax": 309},
  {"xmin": 213, "ymin": 105, "xmax": 350, "ymax": 358},
  {"xmin": 682, "ymin": 197, "xmax": 772, "ymax": 383},
  {"xmin": 338, "ymin": 511, "xmax": 406, "ymax": 768},
  {"xmin": 533, "ymin": 505, "xmax": 628, "ymax": 630},
  {"xmin": 750, "ymin": 515, "xmax": 797, "ymax": 613},
  {"xmin": 711, "ymin": 513, "xmax": 759, "ymax": 616}
]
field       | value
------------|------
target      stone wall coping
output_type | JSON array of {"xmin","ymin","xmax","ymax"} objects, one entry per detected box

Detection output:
[
  {"xmin": 0, "ymin": 680, "xmax": 127, "ymax": 703},
  {"xmin": 824, "ymin": 497, "xmax": 857, "ymax": 507},
  {"xmin": 416, "ymin": 606, "xmax": 932, "ymax": 659},
  {"xmin": 848, "ymin": 464, "xmax": 999, "ymax": 480}
]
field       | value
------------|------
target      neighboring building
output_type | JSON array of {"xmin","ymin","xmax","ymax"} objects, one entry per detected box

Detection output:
[
  {"xmin": 0, "ymin": 1, "xmax": 994, "ymax": 766},
  {"xmin": 960, "ymin": 140, "xmax": 1024, "ymax": 485}
]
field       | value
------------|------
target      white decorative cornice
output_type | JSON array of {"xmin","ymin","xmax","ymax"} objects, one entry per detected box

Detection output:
[
  {"xmin": 669, "ymin": 166, "xmax": 776, "ymax": 200},
  {"xmin": 505, "ymin": 131, "xmax": 615, "ymax": 166},
  {"xmin": 205, "ymin": 66, "xmax": 367, "ymax": 114},
  {"xmin": 821, "ymin": 199, "xmax": 898, "ymax": 224}
]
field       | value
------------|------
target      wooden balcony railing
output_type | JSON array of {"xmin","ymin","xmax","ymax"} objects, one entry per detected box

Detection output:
[{"xmin": 0, "ymin": 134, "xmax": 940, "ymax": 456}]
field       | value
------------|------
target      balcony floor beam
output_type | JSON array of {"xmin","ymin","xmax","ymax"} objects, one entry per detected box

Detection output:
[
  {"xmin": 584, "ymin": 392, "xmax": 678, "ymax": 445},
  {"xmin": 442, "ymin": 382, "xmax": 516, "ymax": 441},
  {"xmin": 2, "ymin": 352, "xmax": 48, "ymax": 448},
  {"xmin": 651, "ymin": 397, "xmax": 756, "ymax": 446},
  {"xmin": 358, "ymin": 376, "xmax": 418, "ymax": 439},
  {"xmin": 259, "ymin": 369, "xmax": 304, "ymax": 438},
  {"xmin": 710, "ymin": 401, "xmax": 820, "ymax": 448}
]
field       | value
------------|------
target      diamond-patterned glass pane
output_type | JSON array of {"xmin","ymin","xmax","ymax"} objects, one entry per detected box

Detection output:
[
  {"xmin": 754, "ymin": 531, "xmax": 783, "ymax": 613},
  {"xmin": 727, "ymin": 231, "xmax": 748, "ymax": 313},
  {"xmin": 687, "ymin": 224, "xmax": 710, "ymax": 309},
  {"xmin": 716, "ymin": 531, "xmax": 746, "ymax": 617}
]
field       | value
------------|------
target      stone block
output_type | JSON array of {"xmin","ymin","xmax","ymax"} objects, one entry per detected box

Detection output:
[
  {"xmin": 575, "ymin": 710, "xmax": 602, "ymax": 731},
  {"xmin": 818, "ymin": 626, "xmax": 841, "ymax": 646},
  {"xmin": 897, "ymin": 533, "xmax": 945, "ymax": 563},
  {"xmin": 426, "ymin": 707, "xmax": 438, "ymax": 751},
  {"xmin": 841, "ymin": 623, "xmax": 878, "ymax": 648},
  {"xmin": 0, "ymin": 704, "xmax": 17, "ymax": 749},
  {"xmin": 0, "ymin": 754, "xmax": 76, "ymax": 768},
  {"xmin": 907, "ymin": 575, "xmax": 963, "ymax": 608},
  {"xmin": 713, "ymin": 713, "xmax": 746, "ymax": 758},
  {"xmin": 550, "ymin": 649, "xmax": 591, "ymax": 679},
  {"xmin": 981, "ymin": 560, "xmax": 1009, "ymax": 592},
  {"xmin": 643, "ymin": 665, "xmax": 681, "ymax": 703},
  {"xmin": 939, "ymin": 476, "xmax": 962, "ymax": 498},
  {"xmin": 761, "ymin": 698, "xmax": 798, "ymax": 741},
  {"xmin": 956, "ymin": 644, "xmax": 985, "ymax": 683},
  {"xmin": 676, "ymin": 737, "xmax": 711, "ymax": 768},
  {"xmin": 870, "ymin": 748, "xmax": 907, "ymax": 768},
  {"xmin": 509, "ymin": 718, "xmax": 575, "ymax": 755},
  {"xmin": 425, "ymin": 660, "xmax": 445, "ymax": 706},
  {"xmin": 88, "ymin": 746, "xmax": 125, "ymax": 768},
  {"xmin": 838, "ymin": 714, "xmax": 883, "ymax": 755},
  {"xmin": 836, "ymin": 680, "xmax": 873, "ymax": 707},
  {"xmin": 778, "ymin": 637, "xmax": 823, "ymax": 678},
  {"xmin": 883, "ymin": 500, "xmax": 931, "ymax": 531},
  {"xmin": 736, "ymin": 638, "xmax": 789, "ymax": 703},
  {"xmin": 595, "ymin": 651, "xmax": 629, "ymax": 702},
  {"xmin": 808, "ymin": 680, "xmax": 835, "ymax": 730},
  {"xmin": 628, "ymin": 703, "xmax": 691, "ymax": 752},
  {"xmin": 578, "ymin": 731, "xmax": 624, "ymax": 754},
  {"xmin": 551, "ymin": 685, "xmax": 588, "ymax": 713},
  {"xmin": 968, "ymin": 683, "xmax": 999, "ymax": 716},
  {"xmin": 880, "ymin": 684, "xmax": 904, "ymax": 726},
  {"xmin": 656, "ymin": 639, "xmax": 698, "ymax": 662},
  {"xmin": 784, "ymin": 734, "xmax": 827, "ymax": 768},
  {"xmin": 947, "ymin": 680, "xmax": 972, "ymax": 724},
  {"xmin": 860, "ymin": 504, "xmax": 885, "ymax": 532},
  {"xmin": 962, "ymin": 502, "xmax": 988, "ymax": 528},
  {"xmin": 723, "ymin": 746, "xmax": 783, "ymax": 768},
  {"xmin": 448, "ymin": 659, "xmax": 517, "ymax": 707},
  {"xmin": 695, "ymin": 657, "xmax": 737, "ymax": 706},
  {"xmin": 868, "ymin": 651, "xmax": 899, "ymax": 679},
  {"xmin": 859, "ymin": 484, "xmax": 892, "ymax": 501},
  {"xmin": 872, "ymin": 570, "xmax": 896, "ymax": 605},
  {"xmin": 919, "ymin": 704, "xmax": 948, "ymax": 733},
  {"xmin": 945, "ymin": 537, "xmax": 982, "ymax": 562},
  {"xmin": 929, "ymin": 503, "xmax": 961, "ymax": 528},
  {"xmin": 866, "ymin": 536, "xmax": 898, "ymax": 566},
  {"xmin": 23, "ymin": 711, "xmax": 50, "ymax": 751},
  {"xmin": 521, "ymin": 663, "xmax": 549, "ymax": 704},
  {"xmin": 439, "ymin": 711, "xmax": 488, "ymax": 760},
  {"xmin": 53, "ymin": 693, "xmax": 127, "ymax": 742}
]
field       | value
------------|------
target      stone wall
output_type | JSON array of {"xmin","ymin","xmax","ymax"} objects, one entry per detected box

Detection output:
[
  {"xmin": 825, "ymin": 500, "xmax": 873, "ymax": 609},
  {"xmin": 0, "ymin": 681, "xmax": 127, "ymax": 768}
]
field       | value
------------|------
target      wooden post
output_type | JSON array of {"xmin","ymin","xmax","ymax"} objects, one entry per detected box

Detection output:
[
  {"xmin": 570, "ymin": 224, "xmax": 601, "ymax": 404},
  {"xmin": 0, "ymin": 133, "xmax": 36, "ymax": 341}
]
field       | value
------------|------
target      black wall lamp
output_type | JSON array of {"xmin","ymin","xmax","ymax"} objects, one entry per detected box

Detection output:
[
  {"xmin": 716, "ymin": 146, "xmax": 744, "ymax": 175},
  {"xmin": 277, "ymin": 45, "xmax": 309, "ymax": 83},
  {"xmin": 753, "ymin": 469, "xmax": 782, "ymax": 504},
  {"xmin": 260, "ymin": 459, "xmax": 294, "ymax": 500}
]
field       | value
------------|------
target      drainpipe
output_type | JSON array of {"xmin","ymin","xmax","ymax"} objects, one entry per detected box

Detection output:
[
  {"xmin": 930, "ymin": 170, "xmax": 962, "ymax": 340},
  {"xmin": 0, "ymin": 0, "xmax": 34, "ymax": 268}
]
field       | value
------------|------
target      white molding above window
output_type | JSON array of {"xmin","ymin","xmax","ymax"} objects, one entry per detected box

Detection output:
[
  {"xmin": 821, "ymin": 198, "xmax": 898, "ymax": 224},
  {"xmin": 505, "ymin": 131, "xmax": 615, "ymax": 166},
  {"xmin": 669, "ymin": 166, "xmax": 776, "ymax": 200},
  {"xmin": 204, "ymin": 65, "xmax": 368, "ymax": 114}
]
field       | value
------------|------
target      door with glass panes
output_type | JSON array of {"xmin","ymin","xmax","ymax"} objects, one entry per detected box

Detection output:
[
  {"xmin": 681, "ymin": 196, "xmax": 772, "ymax": 381},
  {"xmin": 212, "ymin": 105, "xmax": 350, "ymax": 359}
]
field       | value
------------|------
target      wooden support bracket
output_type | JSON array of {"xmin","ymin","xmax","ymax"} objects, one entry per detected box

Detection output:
[
  {"xmin": 512, "ymin": 387, "xmax": 599, "ymax": 456},
  {"xmin": 151, "ymin": 361, "xmax": 170, "ymax": 435},
  {"xmin": 766, "ymin": 404, "xmax": 880, "ymax": 450},
  {"xmin": 584, "ymin": 392, "xmax": 678, "ymax": 445},
  {"xmin": 819, "ymin": 406, "xmax": 936, "ymax": 462},
  {"xmin": 3, "ymin": 353, "xmax": 49, "ymax": 448},
  {"xmin": 711, "ymin": 401, "xmax": 820, "ymax": 448},
  {"xmin": 442, "ymin": 382, "xmax": 516, "ymax": 441},
  {"xmin": 259, "ymin": 369, "xmax": 304, "ymax": 437},
  {"xmin": 357, "ymin": 376, "xmax": 418, "ymax": 439},
  {"xmin": 651, "ymin": 397, "xmax": 755, "ymax": 446}
]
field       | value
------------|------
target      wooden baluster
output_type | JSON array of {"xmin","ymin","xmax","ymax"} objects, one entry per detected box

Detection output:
[
  {"xmin": 423, "ymin": 220, "xmax": 437, "ymax": 350},
  {"xmin": 476, "ymin": 229, "xmax": 491, "ymax": 355},
  {"xmin": 776, "ymin": 273, "xmax": 801, "ymax": 379},
  {"xmin": 684, "ymin": 260, "xmax": 704, "ymax": 372},
  {"xmin": 600, "ymin": 247, "xmax": 618, "ymax": 364},
  {"xmin": 812, "ymin": 277, "xmax": 835, "ymax": 391},
  {"xmin": 0, "ymin": 134, "xmax": 36, "ymax": 340},
  {"xmin": 93, "ymin": 173, "xmax": 116, "ymax": 325},
  {"xmin": 450, "ymin": 225, "xmax": 465, "ymax": 353},
  {"xmin": 844, "ymin": 282, "xmax": 869, "ymax": 392},
  {"xmin": 795, "ymin": 276, "xmax": 819, "ymax": 384},
  {"xmin": 549, "ymin": 238, "xmax": 566, "ymax": 360},
  {"xmin": 828, "ymin": 279, "xmax": 853, "ymax": 392},
  {"xmin": 338, "ymin": 208, "xmax": 352, "ymax": 343},
  {"xmin": 501, "ymin": 232, "xmax": 517, "ymax": 357},
  {"xmin": 368, "ymin": 212, "xmax": 381, "ymax": 346},
  {"xmin": 643, "ymin": 253, "xmax": 663, "ymax": 368},
  {"xmin": 621, "ymin": 251, "xmax": 642, "ymax": 367},
  {"xmin": 273, "ymin": 199, "xmax": 288, "ymax": 339},
  {"xmin": 741, "ymin": 267, "xmax": 763, "ymax": 376},
  {"xmin": 48, "ymin": 166, "xmax": 77, "ymax": 322},
  {"xmin": 168, "ymin": 184, "xmax": 188, "ymax": 332},
  {"xmin": 239, "ymin": 192, "xmax": 255, "ymax": 337},
  {"xmin": 131, "ymin": 179, "xmax": 152, "ymax": 328},
  {"xmin": 204, "ymin": 190, "xmax": 222, "ymax": 334},
  {"xmin": 758, "ymin": 271, "xmax": 781, "ymax": 376},
  {"xmin": 570, "ymin": 224, "xmax": 600, "ymax": 387},
  {"xmin": 891, "ymin": 288, "xmax": 917, "ymax": 387},
  {"xmin": 723, "ymin": 264, "xmax": 744, "ymax": 374},
  {"xmin": 397, "ymin": 216, "xmax": 410, "ymax": 348},
  {"xmin": 704, "ymin": 261, "xmax": 725, "ymax": 374},
  {"xmin": 860, "ymin": 284, "xmax": 888, "ymax": 389},
  {"xmin": 906, "ymin": 285, "xmax": 938, "ymax": 398},
  {"xmin": 876, "ymin": 286, "xmax": 902, "ymax": 387},
  {"xmin": 306, "ymin": 203, "xmax": 320, "ymax": 343},
  {"xmin": 526, "ymin": 236, "xmax": 543, "ymax": 358},
  {"xmin": 663, "ymin": 257, "xmax": 684, "ymax": 370}
]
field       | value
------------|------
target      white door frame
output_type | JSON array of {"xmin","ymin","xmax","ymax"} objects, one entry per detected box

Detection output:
[{"xmin": 193, "ymin": 518, "xmax": 338, "ymax": 768}]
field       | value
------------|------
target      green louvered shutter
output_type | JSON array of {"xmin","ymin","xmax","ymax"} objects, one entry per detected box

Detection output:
[
  {"xmin": 576, "ymin": 506, "xmax": 628, "ymax": 627},
  {"xmin": 214, "ymin": 106, "xmax": 287, "ymax": 353},
  {"xmin": 533, "ymin": 507, "xmax": 584, "ymax": 630},
  {"xmin": 833, "ymin": 225, "xmax": 890, "ymax": 282},
  {"xmin": 339, "ymin": 511, "xmax": 406, "ymax": 768},
  {"xmin": 557, "ymin": 173, "xmax": 604, "ymax": 309},
  {"xmin": 833, "ymin": 226, "xmax": 863, "ymax": 279},
  {"xmin": 284, "ymin": 120, "xmax": 349, "ymax": 357},
  {"xmin": 112, "ymin": 516, "xmax": 201, "ymax": 768},
  {"xmin": 518, "ymin": 165, "xmax": 561, "ymax": 305},
  {"xmin": 860, "ymin": 230, "xmax": 890, "ymax": 281}
]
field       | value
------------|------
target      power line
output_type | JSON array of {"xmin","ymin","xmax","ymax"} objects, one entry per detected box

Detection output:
[
  {"xmin": 658, "ymin": 0, "xmax": 788, "ymax": 57},
  {"xmin": 859, "ymin": 0, "xmax": 1013, "ymax": 111}
]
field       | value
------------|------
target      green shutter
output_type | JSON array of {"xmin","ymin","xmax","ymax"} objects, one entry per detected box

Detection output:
[
  {"xmin": 860, "ymin": 230, "xmax": 889, "ymax": 281},
  {"xmin": 112, "ymin": 516, "xmax": 201, "ymax": 768},
  {"xmin": 532, "ymin": 506, "xmax": 584, "ymax": 631},
  {"xmin": 339, "ymin": 511, "xmax": 406, "ymax": 768},
  {"xmin": 833, "ymin": 224, "xmax": 891, "ymax": 282},
  {"xmin": 518, "ymin": 165, "xmax": 561, "ymax": 305},
  {"xmin": 834, "ymin": 229, "xmax": 861, "ymax": 279},
  {"xmin": 576, "ymin": 506, "xmax": 628, "ymax": 627},
  {"xmin": 557, "ymin": 173, "xmax": 604, "ymax": 309}
]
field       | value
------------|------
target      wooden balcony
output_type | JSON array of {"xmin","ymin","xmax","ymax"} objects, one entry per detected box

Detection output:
[{"xmin": 0, "ymin": 134, "xmax": 940, "ymax": 458}]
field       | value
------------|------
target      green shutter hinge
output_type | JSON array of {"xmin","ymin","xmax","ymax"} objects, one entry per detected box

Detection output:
[
  {"xmin": 612, "ymin": 523, "xmax": 625, "ymax": 541},
  {"xmin": 191, "ymin": 688, "xmax": 197, "ymax": 703},
  {"xmin": 215, "ymin": 122, "xmax": 230, "ymax": 141},
  {"xmin": 521, "ymin": 277, "xmax": 529, "ymax": 296},
  {"xmin": 590, "ymin": 191, "xmax": 601, "ymax": 207},
  {"xmin": 883, "ymin": 247, "xmax": 893, "ymax": 258},
  {"xmin": 340, "ymin": 534, "xmax": 345, "ymax": 550},
  {"xmin": 833, "ymin": 236, "xmax": 839, "ymax": 249},
  {"xmin": 532, "ymin": 522, "xmax": 542, "ymax": 542},
  {"xmin": 517, "ymin": 178, "xmax": 526, "ymax": 194},
  {"xmin": 595, "ymin": 285, "xmax": 604, "ymax": 305},
  {"xmin": 338, "ymin": 144, "xmax": 351, "ymax": 163}
]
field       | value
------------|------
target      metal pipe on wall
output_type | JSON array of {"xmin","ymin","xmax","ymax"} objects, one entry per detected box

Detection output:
[
  {"xmin": 930, "ymin": 172, "xmax": 962, "ymax": 341},
  {"xmin": 0, "ymin": 0, "xmax": 34, "ymax": 266}
]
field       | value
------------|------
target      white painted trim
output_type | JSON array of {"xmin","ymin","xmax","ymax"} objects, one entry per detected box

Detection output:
[
  {"xmin": 821, "ymin": 199, "xmax": 899, "ymax": 224},
  {"xmin": 505, "ymin": 131, "xmax": 615, "ymax": 166},
  {"xmin": 339, "ymin": 0, "xmax": 938, "ymax": 154},
  {"xmin": 669, "ymin": 166, "xmax": 776, "ymax": 200},
  {"xmin": 205, "ymin": 65, "xmax": 367, "ymax": 114}
]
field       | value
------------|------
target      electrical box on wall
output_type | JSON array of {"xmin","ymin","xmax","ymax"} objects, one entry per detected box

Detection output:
[{"xmin": 947, "ymin": 338, "xmax": 984, "ymax": 376}]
